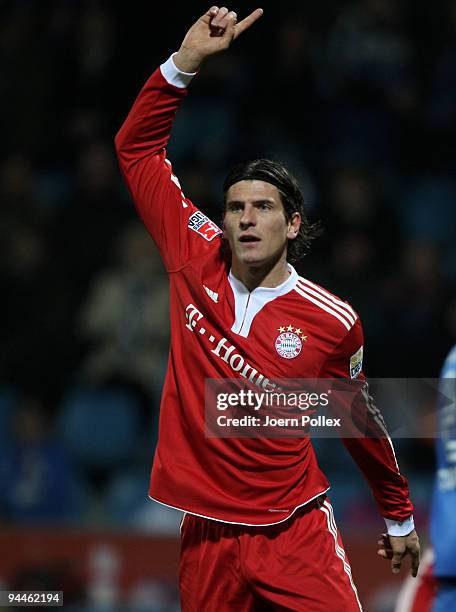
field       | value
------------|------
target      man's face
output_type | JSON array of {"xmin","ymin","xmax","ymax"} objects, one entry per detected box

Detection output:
[{"xmin": 223, "ymin": 180, "xmax": 300, "ymax": 269}]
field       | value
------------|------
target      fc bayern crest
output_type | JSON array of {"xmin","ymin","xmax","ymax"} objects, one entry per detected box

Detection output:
[
  {"xmin": 275, "ymin": 324, "xmax": 307, "ymax": 359},
  {"xmin": 275, "ymin": 325, "xmax": 307, "ymax": 359}
]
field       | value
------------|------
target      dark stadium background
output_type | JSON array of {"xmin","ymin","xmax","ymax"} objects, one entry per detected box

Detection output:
[{"xmin": 0, "ymin": 1, "xmax": 455, "ymax": 610}]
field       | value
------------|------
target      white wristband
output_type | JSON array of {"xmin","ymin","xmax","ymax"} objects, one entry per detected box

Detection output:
[
  {"xmin": 160, "ymin": 53, "xmax": 197, "ymax": 89},
  {"xmin": 384, "ymin": 515, "xmax": 415, "ymax": 537}
]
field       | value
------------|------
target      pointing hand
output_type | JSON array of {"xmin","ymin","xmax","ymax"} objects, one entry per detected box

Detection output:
[{"xmin": 174, "ymin": 6, "xmax": 263, "ymax": 73}]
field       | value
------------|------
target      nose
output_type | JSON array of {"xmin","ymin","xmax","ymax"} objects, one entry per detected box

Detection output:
[{"xmin": 239, "ymin": 203, "xmax": 257, "ymax": 229}]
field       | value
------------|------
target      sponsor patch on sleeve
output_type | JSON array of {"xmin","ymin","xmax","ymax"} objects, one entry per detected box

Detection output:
[
  {"xmin": 350, "ymin": 345, "xmax": 363, "ymax": 379},
  {"xmin": 188, "ymin": 211, "xmax": 222, "ymax": 242}
]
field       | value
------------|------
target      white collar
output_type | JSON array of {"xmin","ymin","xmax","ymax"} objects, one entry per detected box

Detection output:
[
  {"xmin": 228, "ymin": 263, "xmax": 298, "ymax": 296},
  {"xmin": 228, "ymin": 264, "xmax": 299, "ymax": 337}
]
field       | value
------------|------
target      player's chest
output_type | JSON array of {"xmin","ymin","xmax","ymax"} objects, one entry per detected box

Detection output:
[{"xmin": 173, "ymin": 267, "xmax": 333, "ymax": 378}]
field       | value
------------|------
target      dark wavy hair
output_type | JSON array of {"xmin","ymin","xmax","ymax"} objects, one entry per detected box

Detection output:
[{"xmin": 223, "ymin": 159, "xmax": 322, "ymax": 263}]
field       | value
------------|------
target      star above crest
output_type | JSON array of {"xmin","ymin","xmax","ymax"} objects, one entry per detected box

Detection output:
[{"xmin": 276, "ymin": 324, "xmax": 308, "ymax": 341}]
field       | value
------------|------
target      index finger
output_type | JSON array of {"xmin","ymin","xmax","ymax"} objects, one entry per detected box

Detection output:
[{"xmin": 234, "ymin": 8, "xmax": 263, "ymax": 39}]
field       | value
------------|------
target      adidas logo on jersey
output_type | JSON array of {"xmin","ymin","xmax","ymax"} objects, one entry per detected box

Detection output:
[{"xmin": 203, "ymin": 285, "xmax": 219, "ymax": 303}]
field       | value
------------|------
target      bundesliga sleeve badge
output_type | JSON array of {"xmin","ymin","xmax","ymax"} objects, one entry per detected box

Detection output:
[
  {"xmin": 188, "ymin": 211, "xmax": 222, "ymax": 242},
  {"xmin": 275, "ymin": 325, "xmax": 307, "ymax": 360}
]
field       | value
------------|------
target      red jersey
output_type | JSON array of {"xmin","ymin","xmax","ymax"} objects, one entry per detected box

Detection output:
[{"xmin": 115, "ymin": 55, "xmax": 414, "ymax": 528}]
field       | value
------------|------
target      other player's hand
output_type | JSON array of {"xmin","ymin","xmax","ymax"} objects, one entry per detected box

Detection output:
[
  {"xmin": 174, "ymin": 6, "xmax": 263, "ymax": 73},
  {"xmin": 377, "ymin": 530, "xmax": 420, "ymax": 577}
]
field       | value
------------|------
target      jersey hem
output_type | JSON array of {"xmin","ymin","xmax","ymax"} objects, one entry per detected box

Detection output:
[{"xmin": 148, "ymin": 487, "xmax": 331, "ymax": 527}]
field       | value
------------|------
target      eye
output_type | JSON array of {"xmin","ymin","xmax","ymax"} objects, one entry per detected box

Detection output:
[{"xmin": 228, "ymin": 203, "xmax": 243, "ymax": 212}]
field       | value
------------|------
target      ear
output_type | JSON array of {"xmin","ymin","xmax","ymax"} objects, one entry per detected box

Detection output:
[{"xmin": 287, "ymin": 212, "xmax": 301, "ymax": 240}]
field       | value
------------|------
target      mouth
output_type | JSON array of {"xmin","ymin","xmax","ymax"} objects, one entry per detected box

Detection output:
[{"xmin": 238, "ymin": 235, "xmax": 261, "ymax": 244}]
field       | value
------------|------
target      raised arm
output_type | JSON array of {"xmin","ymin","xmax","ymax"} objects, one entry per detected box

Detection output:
[{"xmin": 114, "ymin": 7, "xmax": 263, "ymax": 271}]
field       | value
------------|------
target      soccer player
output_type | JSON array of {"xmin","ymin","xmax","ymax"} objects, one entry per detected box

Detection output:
[
  {"xmin": 115, "ymin": 6, "xmax": 420, "ymax": 610},
  {"xmin": 430, "ymin": 344, "xmax": 456, "ymax": 609},
  {"xmin": 395, "ymin": 344, "xmax": 456, "ymax": 612}
]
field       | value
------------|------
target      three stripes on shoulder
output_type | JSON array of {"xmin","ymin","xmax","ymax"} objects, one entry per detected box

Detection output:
[{"xmin": 294, "ymin": 277, "xmax": 357, "ymax": 332}]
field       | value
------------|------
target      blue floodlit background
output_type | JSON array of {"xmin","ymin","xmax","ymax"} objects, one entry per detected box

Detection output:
[{"xmin": 1, "ymin": 1, "xmax": 455, "ymax": 610}]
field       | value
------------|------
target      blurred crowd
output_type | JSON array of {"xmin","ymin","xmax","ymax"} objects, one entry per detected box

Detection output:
[{"xmin": 1, "ymin": 0, "xmax": 455, "ymax": 540}]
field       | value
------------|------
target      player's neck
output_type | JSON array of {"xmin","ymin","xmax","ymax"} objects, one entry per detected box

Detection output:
[{"xmin": 231, "ymin": 258, "xmax": 290, "ymax": 292}]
